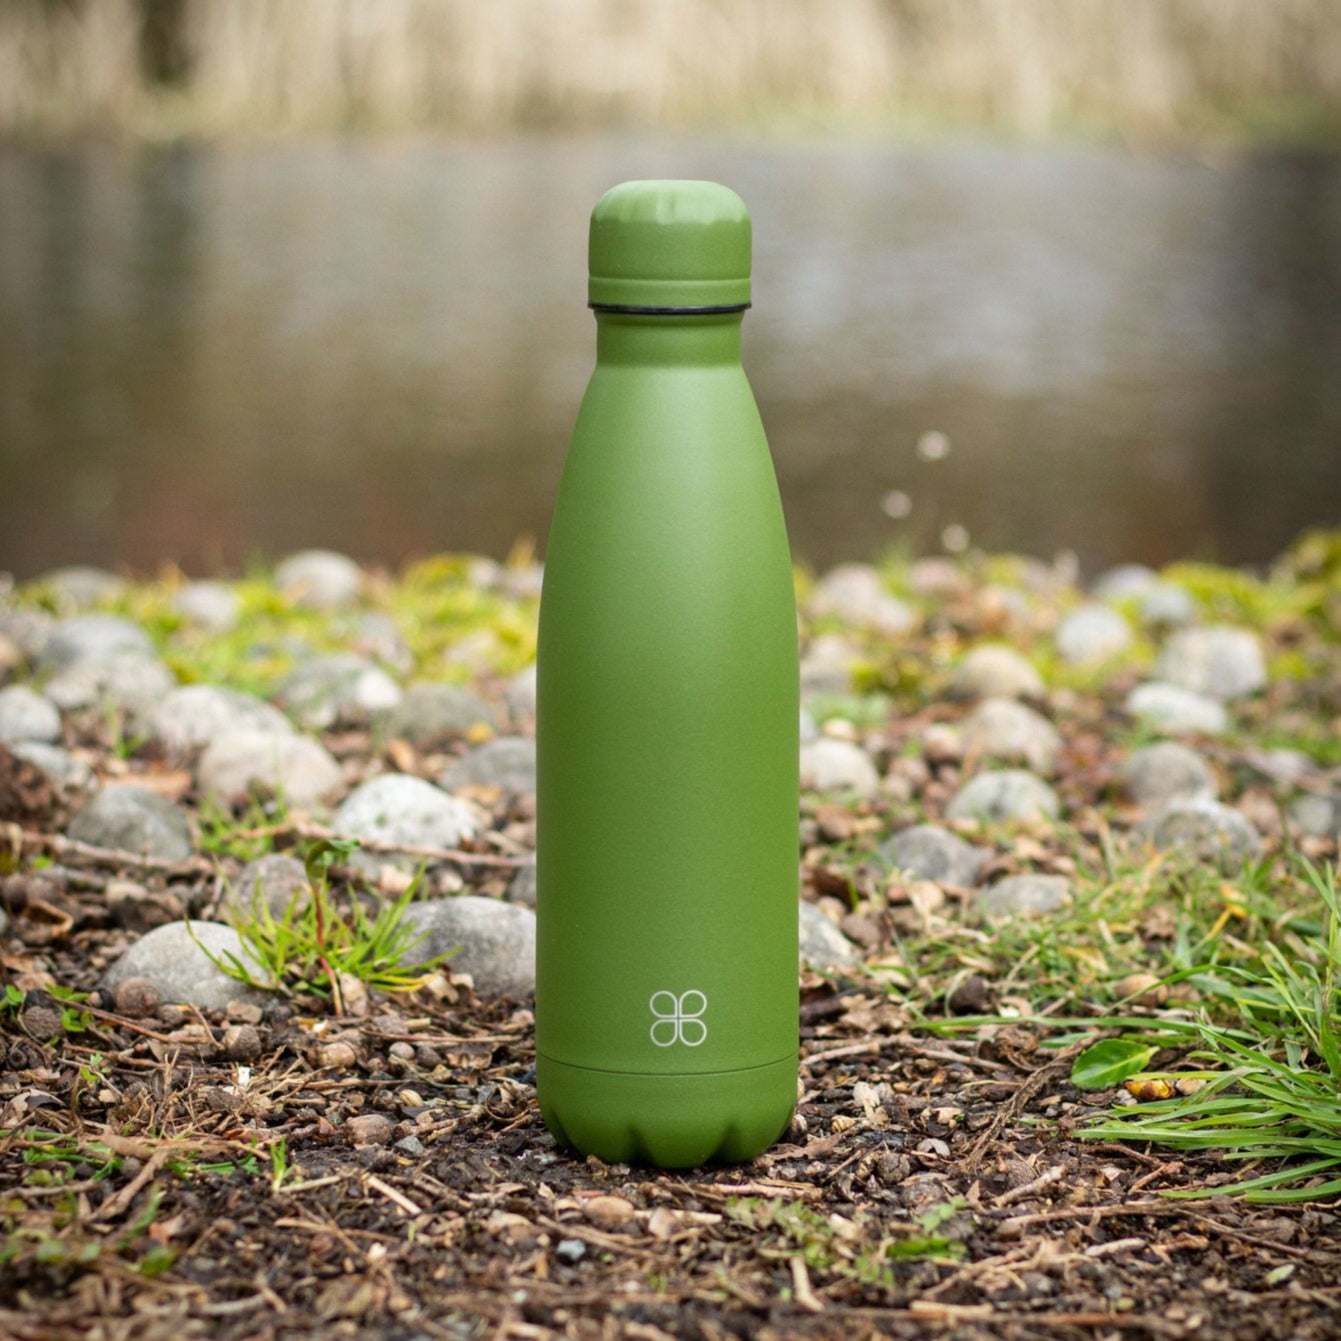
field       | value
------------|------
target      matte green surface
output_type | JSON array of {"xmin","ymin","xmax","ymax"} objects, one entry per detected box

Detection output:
[
  {"xmin": 538, "ymin": 1056, "xmax": 797, "ymax": 1169},
  {"xmin": 588, "ymin": 179, "xmax": 751, "ymax": 309},
  {"xmin": 537, "ymin": 182, "xmax": 798, "ymax": 1167}
]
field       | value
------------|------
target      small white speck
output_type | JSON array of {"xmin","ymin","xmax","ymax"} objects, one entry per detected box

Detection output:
[
  {"xmin": 917, "ymin": 430, "xmax": 951, "ymax": 461},
  {"xmin": 942, "ymin": 524, "xmax": 970, "ymax": 554},
  {"xmin": 881, "ymin": 490, "xmax": 912, "ymax": 519}
]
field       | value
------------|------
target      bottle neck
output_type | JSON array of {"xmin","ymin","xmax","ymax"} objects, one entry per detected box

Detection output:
[{"xmin": 594, "ymin": 311, "xmax": 744, "ymax": 367}]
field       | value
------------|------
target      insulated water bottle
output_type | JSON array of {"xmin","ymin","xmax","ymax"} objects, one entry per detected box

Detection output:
[{"xmin": 536, "ymin": 180, "xmax": 799, "ymax": 1168}]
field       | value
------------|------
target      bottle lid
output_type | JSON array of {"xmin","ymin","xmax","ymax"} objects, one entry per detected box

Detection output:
[{"xmin": 588, "ymin": 180, "xmax": 751, "ymax": 312}]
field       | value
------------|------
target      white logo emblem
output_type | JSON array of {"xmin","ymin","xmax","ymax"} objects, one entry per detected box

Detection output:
[{"xmin": 649, "ymin": 990, "xmax": 707, "ymax": 1047}]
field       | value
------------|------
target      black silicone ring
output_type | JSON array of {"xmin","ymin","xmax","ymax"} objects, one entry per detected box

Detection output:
[{"xmin": 589, "ymin": 302, "xmax": 752, "ymax": 315}]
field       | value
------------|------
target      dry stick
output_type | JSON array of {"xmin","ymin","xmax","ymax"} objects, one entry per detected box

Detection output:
[
  {"xmin": 963, "ymin": 1044, "xmax": 1086, "ymax": 1173},
  {"xmin": 87, "ymin": 1145, "xmax": 171, "ymax": 1224},
  {"xmin": 364, "ymin": 1173, "xmax": 424, "ymax": 1217},
  {"xmin": 22, "ymin": 831, "xmax": 212, "ymax": 875},
  {"xmin": 992, "ymin": 1162, "xmax": 1068, "ymax": 1207},
  {"xmin": 996, "ymin": 1199, "xmax": 1337, "ymax": 1264},
  {"xmin": 226, "ymin": 818, "xmax": 528, "ymax": 868}
]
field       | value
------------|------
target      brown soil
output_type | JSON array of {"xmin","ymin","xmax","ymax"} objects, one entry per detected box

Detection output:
[{"xmin": 3, "ymin": 872, "xmax": 1340, "ymax": 1341}]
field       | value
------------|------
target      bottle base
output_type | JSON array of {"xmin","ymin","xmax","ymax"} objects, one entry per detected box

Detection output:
[{"xmin": 537, "ymin": 1054, "xmax": 796, "ymax": 1169}]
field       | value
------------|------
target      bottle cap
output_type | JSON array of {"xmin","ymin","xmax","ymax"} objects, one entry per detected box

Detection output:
[{"xmin": 588, "ymin": 180, "xmax": 751, "ymax": 312}]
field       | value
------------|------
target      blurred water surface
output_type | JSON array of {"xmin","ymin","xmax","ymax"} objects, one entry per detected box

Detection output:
[{"xmin": 2, "ymin": 134, "xmax": 1338, "ymax": 578}]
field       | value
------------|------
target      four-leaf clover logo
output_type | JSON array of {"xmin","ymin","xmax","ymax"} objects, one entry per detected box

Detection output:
[{"xmin": 649, "ymin": 990, "xmax": 707, "ymax": 1047}]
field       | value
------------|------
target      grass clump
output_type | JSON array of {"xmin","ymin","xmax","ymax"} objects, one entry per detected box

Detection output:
[
  {"xmin": 200, "ymin": 836, "xmax": 452, "ymax": 1012},
  {"xmin": 1071, "ymin": 857, "xmax": 1341, "ymax": 1202}
]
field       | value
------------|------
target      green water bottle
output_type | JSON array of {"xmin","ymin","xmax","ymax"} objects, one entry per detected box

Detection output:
[{"xmin": 535, "ymin": 180, "xmax": 799, "ymax": 1168}]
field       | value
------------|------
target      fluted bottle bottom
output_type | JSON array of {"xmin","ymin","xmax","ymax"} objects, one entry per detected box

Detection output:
[{"xmin": 536, "ymin": 1054, "xmax": 797, "ymax": 1169}]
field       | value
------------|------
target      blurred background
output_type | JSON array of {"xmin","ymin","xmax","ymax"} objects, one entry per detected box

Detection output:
[{"xmin": 2, "ymin": 0, "xmax": 1340, "ymax": 580}]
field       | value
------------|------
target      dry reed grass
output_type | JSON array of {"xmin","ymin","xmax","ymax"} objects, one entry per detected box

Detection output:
[{"xmin": 2, "ymin": 0, "xmax": 1339, "ymax": 138}]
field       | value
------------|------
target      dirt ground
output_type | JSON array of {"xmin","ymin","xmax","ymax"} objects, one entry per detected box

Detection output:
[{"xmin": 3, "ymin": 851, "xmax": 1340, "ymax": 1341}]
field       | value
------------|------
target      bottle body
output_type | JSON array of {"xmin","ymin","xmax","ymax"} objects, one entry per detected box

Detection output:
[{"xmin": 536, "ymin": 313, "xmax": 798, "ymax": 1168}]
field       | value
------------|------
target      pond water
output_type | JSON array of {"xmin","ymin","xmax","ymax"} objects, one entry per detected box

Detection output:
[{"xmin": 2, "ymin": 134, "xmax": 1338, "ymax": 579}]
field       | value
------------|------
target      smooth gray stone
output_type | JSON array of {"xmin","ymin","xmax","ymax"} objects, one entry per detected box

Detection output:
[
  {"xmin": 36, "ymin": 565, "xmax": 126, "ymax": 609},
  {"xmin": 173, "ymin": 580, "xmax": 241, "ymax": 631},
  {"xmin": 948, "ymin": 645, "xmax": 1045, "ymax": 701},
  {"xmin": 1139, "ymin": 582, "xmax": 1197, "ymax": 627},
  {"xmin": 274, "ymin": 549, "xmax": 364, "ymax": 610},
  {"xmin": 799, "ymin": 738, "xmax": 879, "ymax": 797},
  {"xmin": 507, "ymin": 855, "xmax": 537, "ymax": 907},
  {"xmin": 39, "ymin": 614, "xmax": 153, "ymax": 669},
  {"xmin": 331, "ymin": 774, "xmax": 477, "ymax": 875},
  {"xmin": 962, "ymin": 697, "xmax": 1062, "ymax": 774},
  {"xmin": 1055, "ymin": 604, "xmax": 1132, "ymax": 665},
  {"xmin": 101, "ymin": 921, "xmax": 270, "ymax": 1008},
  {"xmin": 1124, "ymin": 682, "xmax": 1228, "ymax": 736},
  {"xmin": 505, "ymin": 665, "xmax": 537, "ymax": 723},
  {"xmin": 1139, "ymin": 798, "xmax": 1263, "ymax": 872},
  {"xmin": 198, "ymin": 729, "xmax": 343, "ymax": 811},
  {"xmin": 279, "ymin": 653, "xmax": 402, "ymax": 730},
  {"xmin": 1121, "ymin": 742, "xmax": 1216, "ymax": 808},
  {"xmin": 799, "ymin": 634, "xmax": 859, "ymax": 697},
  {"xmin": 810, "ymin": 563, "xmax": 914, "ymax": 636},
  {"xmin": 878, "ymin": 824, "xmax": 988, "ymax": 888},
  {"xmin": 68, "ymin": 786, "xmax": 192, "ymax": 860},
  {"xmin": 946, "ymin": 770, "xmax": 1060, "ymax": 825},
  {"xmin": 400, "ymin": 895, "xmax": 536, "ymax": 997},
  {"xmin": 9, "ymin": 741, "xmax": 95, "ymax": 792},
  {"xmin": 977, "ymin": 874, "xmax": 1072, "ymax": 921},
  {"xmin": 438, "ymin": 736, "xmax": 536, "ymax": 795},
  {"xmin": 1156, "ymin": 625, "xmax": 1267, "ymax": 700},
  {"xmin": 380, "ymin": 682, "xmax": 500, "ymax": 749},
  {"xmin": 798, "ymin": 901, "xmax": 861, "ymax": 970},
  {"xmin": 1092, "ymin": 564, "xmax": 1158, "ymax": 601},
  {"xmin": 1290, "ymin": 793, "xmax": 1341, "ymax": 840},
  {"xmin": 148, "ymin": 684, "xmax": 294, "ymax": 755},
  {"xmin": 44, "ymin": 652, "xmax": 174, "ymax": 716},
  {"xmin": 0, "ymin": 685, "xmax": 61, "ymax": 744},
  {"xmin": 0, "ymin": 609, "xmax": 53, "ymax": 660},
  {"xmin": 229, "ymin": 853, "xmax": 311, "ymax": 920}
]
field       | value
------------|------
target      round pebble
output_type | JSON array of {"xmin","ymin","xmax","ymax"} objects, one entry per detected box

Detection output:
[
  {"xmin": 38, "ymin": 614, "xmax": 153, "ymax": 670},
  {"xmin": 1139, "ymin": 582, "xmax": 1197, "ymax": 627},
  {"xmin": 798, "ymin": 900, "xmax": 860, "ymax": 970},
  {"xmin": 962, "ymin": 698, "xmax": 1062, "ymax": 774},
  {"xmin": 149, "ymin": 685, "xmax": 294, "ymax": 755},
  {"xmin": 380, "ymin": 683, "xmax": 500, "ymax": 750},
  {"xmin": 101, "ymin": 921, "xmax": 270, "ymax": 1009},
  {"xmin": 878, "ymin": 824, "xmax": 987, "ymax": 888},
  {"xmin": 173, "ymin": 581, "xmax": 241, "ymax": 631},
  {"xmin": 331, "ymin": 774, "xmax": 478, "ymax": 875},
  {"xmin": 44, "ymin": 652, "xmax": 175, "ymax": 716},
  {"xmin": 1156, "ymin": 625, "xmax": 1267, "ymax": 701},
  {"xmin": 275, "ymin": 550, "xmax": 364, "ymax": 610},
  {"xmin": 507, "ymin": 856, "xmax": 537, "ymax": 907},
  {"xmin": 945, "ymin": 770, "xmax": 1060, "ymax": 825},
  {"xmin": 799, "ymin": 738, "xmax": 879, "ymax": 797},
  {"xmin": 810, "ymin": 563, "xmax": 915, "ymax": 636},
  {"xmin": 1121, "ymin": 742, "xmax": 1216, "ymax": 808},
  {"xmin": 949, "ymin": 645, "xmax": 1044, "ymax": 701},
  {"xmin": 230, "ymin": 853, "xmax": 311, "ymax": 920},
  {"xmin": 1055, "ymin": 604, "xmax": 1132, "ymax": 665},
  {"xmin": 279, "ymin": 654, "xmax": 403, "ymax": 730},
  {"xmin": 68, "ymin": 786, "xmax": 193, "ymax": 860},
  {"xmin": 1139, "ymin": 798, "xmax": 1263, "ymax": 872},
  {"xmin": 112, "ymin": 977, "xmax": 162, "ymax": 1018},
  {"xmin": 0, "ymin": 685, "xmax": 61, "ymax": 745},
  {"xmin": 1124, "ymin": 682, "xmax": 1228, "ymax": 736},
  {"xmin": 438, "ymin": 736, "xmax": 536, "ymax": 795},
  {"xmin": 977, "ymin": 874, "xmax": 1072, "ymax": 921},
  {"xmin": 197, "ymin": 730, "xmax": 343, "ymax": 812},
  {"xmin": 399, "ymin": 895, "xmax": 536, "ymax": 997}
]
